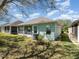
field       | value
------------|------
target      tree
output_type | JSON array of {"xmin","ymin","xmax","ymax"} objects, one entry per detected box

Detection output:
[
  {"xmin": 56, "ymin": 19, "xmax": 72, "ymax": 33},
  {"xmin": 0, "ymin": 0, "xmax": 55, "ymax": 22}
]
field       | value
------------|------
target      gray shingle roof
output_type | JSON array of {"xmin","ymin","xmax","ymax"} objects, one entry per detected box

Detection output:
[
  {"xmin": 19, "ymin": 17, "xmax": 57, "ymax": 25},
  {"xmin": 4, "ymin": 20, "xmax": 23, "ymax": 26}
]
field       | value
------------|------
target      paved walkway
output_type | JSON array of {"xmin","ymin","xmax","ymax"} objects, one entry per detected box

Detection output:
[{"xmin": 68, "ymin": 33, "xmax": 79, "ymax": 45}]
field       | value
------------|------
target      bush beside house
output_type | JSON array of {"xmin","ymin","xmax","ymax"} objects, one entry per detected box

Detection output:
[{"xmin": 56, "ymin": 31, "xmax": 71, "ymax": 42}]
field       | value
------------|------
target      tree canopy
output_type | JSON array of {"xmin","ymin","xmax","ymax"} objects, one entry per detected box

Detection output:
[{"xmin": 0, "ymin": 0, "xmax": 55, "ymax": 23}]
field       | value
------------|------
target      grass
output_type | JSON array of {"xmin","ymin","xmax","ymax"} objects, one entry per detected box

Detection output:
[{"xmin": 0, "ymin": 33, "xmax": 79, "ymax": 59}]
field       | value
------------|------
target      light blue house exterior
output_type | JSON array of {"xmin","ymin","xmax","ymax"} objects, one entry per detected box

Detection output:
[
  {"xmin": 18, "ymin": 17, "xmax": 62, "ymax": 40},
  {"xmin": 0, "ymin": 17, "xmax": 62, "ymax": 40}
]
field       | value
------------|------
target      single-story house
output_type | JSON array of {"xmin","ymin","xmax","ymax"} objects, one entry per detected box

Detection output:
[
  {"xmin": 18, "ymin": 17, "xmax": 62, "ymax": 40},
  {"xmin": 0, "ymin": 17, "xmax": 62, "ymax": 40},
  {"xmin": 68, "ymin": 20, "xmax": 79, "ymax": 42},
  {"xmin": 0, "ymin": 20, "xmax": 23, "ymax": 34}
]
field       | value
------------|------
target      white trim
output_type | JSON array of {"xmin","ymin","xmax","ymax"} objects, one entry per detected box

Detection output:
[
  {"xmin": 23, "ymin": 26, "xmax": 25, "ymax": 35},
  {"xmin": 17, "ymin": 26, "xmax": 18, "ymax": 34},
  {"xmin": 32, "ymin": 26, "xmax": 34, "ymax": 34},
  {"xmin": 9, "ymin": 26, "xmax": 11, "ymax": 34}
]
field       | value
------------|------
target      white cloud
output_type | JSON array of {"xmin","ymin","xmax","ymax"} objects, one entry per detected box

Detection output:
[
  {"xmin": 26, "ymin": 13, "xmax": 40, "ymax": 21},
  {"xmin": 47, "ymin": 10, "xmax": 58, "ymax": 16},
  {"xmin": 67, "ymin": 9, "xmax": 78, "ymax": 15},
  {"xmin": 56, "ymin": 0, "xmax": 70, "ymax": 12},
  {"xmin": 26, "ymin": 16, "xmax": 38, "ymax": 21},
  {"xmin": 55, "ymin": 0, "xmax": 61, "ymax": 2},
  {"xmin": 71, "ymin": 15, "xmax": 79, "ymax": 19},
  {"xmin": 29, "ymin": 13, "xmax": 40, "ymax": 17},
  {"xmin": 14, "ymin": 14, "xmax": 23, "ymax": 19},
  {"xmin": 14, "ymin": 13, "xmax": 40, "ymax": 21},
  {"xmin": 67, "ymin": 10, "xmax": 74, "ymax": 14},
  {"xmin": 53, "ymin": 0, "xmax": 79, "ymax": 20},
  {"xmin": 59, "ymin": 9, "xmax": 79, "ymax": 20},
  {"xmin": 57, "ymin": 14, "xmax": 71, "ymax": 19},
  {"xmin": 54, "ymin": 13, "xmax": 79, "ymax": 20},
  {"xmin": 61, "ymin": 0, "xmax": 70, "ymax": 7},
  {"xmin": 15, "ymin": 14, "xmax": 22, "ymax": 17},
  {"xmin": 15, "ymin": 13, "xmax": 40, "ymax": 19}
]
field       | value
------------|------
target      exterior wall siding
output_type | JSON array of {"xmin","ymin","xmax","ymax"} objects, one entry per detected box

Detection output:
[
  {"xmin": 68, "ymin": 27, "xmax": 72, "ymax": 34},
  {"xmin": 1, "ymin": 27, "xmax": 5, "ymax": 33},
  {"xmin": 18, "ymin": 23, "xmax": 61, "ymax": 40},
  {"xmin": 0, "ymin": 26, "xmax": 10, "ymax": 34},
  {"xmin": 32, "ymin": 23, "xmax": 56, "ymax": 40},
  {"xmin": 77, "ymin": 25, "xmax": 79, "ymax": 42},
  {"xmin": 54, "ymin": 24, "xmax": 61, "ymax": 38},
  {"xmin": 72, "ymin": 26, "xmax": 78, "ymax": 37},
  {"xmin": 0, "ymin": 22, "xmax": 61, "ymax": 40}
]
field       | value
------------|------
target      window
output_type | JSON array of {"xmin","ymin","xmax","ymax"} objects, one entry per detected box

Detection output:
[
  {"xmin": 27, "ymin": 27, "xmax": 31, "ymax": 32},
  {"xmin": 24, "ymin": 26, "xmax": 32, "ymax": 34},
  {"xmin": 18, "ymin": 26, "xmax": 23, "ymax": 33},
  {"xmin": 5, "ymin": 26, "xmax": 9, "ymax": 32},
  {"xmin": 46, "ymin": 25, "xmax": 51, "ymax": 35},
  {"xmin": 34, "ymin": 26, "xmax": 37, "ymax": 34}
]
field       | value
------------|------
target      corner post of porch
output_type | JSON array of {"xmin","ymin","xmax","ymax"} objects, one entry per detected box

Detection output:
[
  {"xmin": 32, "ymin": 26, "xmax": 34, "ymax": 35},
  {"xmin": 1, "ymin": 26, "xmax": 5, "ymax": 33},
  {"xmin": 9, "ymin": 26, "xmax": 11, "ymax": 34},
  {"xmin": 17, "ymin": 26, "xmax": 18, "ymax": 34},
  {"xmin": 77, "ymin": 25, "xmax": 79, "ymax": 42}
]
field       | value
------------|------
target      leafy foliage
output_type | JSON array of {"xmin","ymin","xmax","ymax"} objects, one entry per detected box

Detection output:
[
  {"xmin": 0, "ymin": 33, "xmax": 26, "ymax": 59},
  {"xmin": 0, "ymin": 33, "xmax": 78, "ymax": 59},
  {"xmin": 0, "ymin": 0, "xmax": 55, "ymax": 22},
  {"xmin": 0, "ymin": 33, "xmax": 25, "ymax": 42},
  {"xmin": 56, "ymin": 19, "xmax": 72, "ymax": 32},
  {"xmin": 56, "ymin": 31, "xmax": 71, "ymax": 42},
  {"xmin": 37, "ymin": 35, "xmax": 44, "ymax": 41}
]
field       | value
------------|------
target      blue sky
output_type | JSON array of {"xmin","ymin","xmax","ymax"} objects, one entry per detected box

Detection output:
[
  {"xmin": 70, "ymin": 0, "xmax": 79, "ymax": 11},
  {"xmin": 7, "ymin": 0, "xmax": 79, "ymax": 22}
]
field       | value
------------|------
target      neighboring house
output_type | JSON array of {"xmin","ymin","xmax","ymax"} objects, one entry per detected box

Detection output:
[
  {"xmin": 0, "ymin": 20, "xmax": 23, "ymax": 34},
  {"xmin": 18, "ymin": 17, "xmax": 62, "ymax": 40},
  {"xmin": 68, "ymin": 20, "xmax": 79, "ymax": 42}
]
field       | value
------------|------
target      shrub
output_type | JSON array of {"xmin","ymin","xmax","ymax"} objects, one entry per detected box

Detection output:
[
  {"xmin": 56, "ymin": 32, "xmax": 71, "ymax": 42},
  {"xmin": 0, "ymin": 33, "xmax": 26, "ymax": 48},
  {"xmin": 0, "ymin": 39, "xmax": 8, "ymax": 46},
  {"xmin": 0, "ymin": 33, "xmax": 25, "ymax": 42},
  {"xmin": 37, "ymin": 35, "xmax": 44, "ymax": 41}
]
